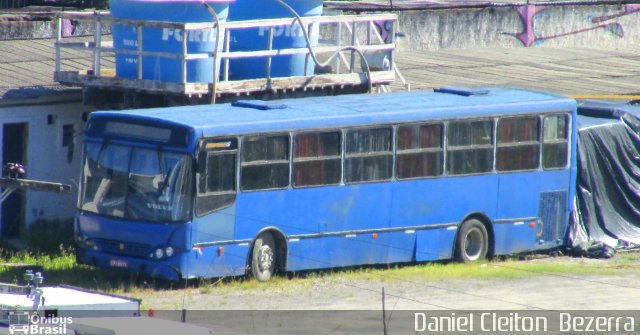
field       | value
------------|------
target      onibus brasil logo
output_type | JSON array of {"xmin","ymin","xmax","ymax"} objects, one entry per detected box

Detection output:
[{"xmin": 9, "ymin": 312, "xmax": 72, "ymax": 335}]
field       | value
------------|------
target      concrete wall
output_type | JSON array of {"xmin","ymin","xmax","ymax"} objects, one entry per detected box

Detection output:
[
  {"xmin": 0, "ymin": 14, "xmax": 103, "ymax": 40},
  {"xmin": 0, "ymin": 97, "xmax": 91, "ymax": 230},
  {"xmin": 396, "ymin": 4, "xmax": 640, "ymax": 50}
]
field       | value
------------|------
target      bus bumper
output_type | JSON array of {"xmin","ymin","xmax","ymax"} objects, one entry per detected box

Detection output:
[{"xmin": 77, "ymin": 247, "xmax": 182, "ymax": 281}]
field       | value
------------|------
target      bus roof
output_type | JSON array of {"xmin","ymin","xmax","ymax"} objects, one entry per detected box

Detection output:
[{"xmin": 92, "ymin": 87, "xmax": 575, "ymax": 138}]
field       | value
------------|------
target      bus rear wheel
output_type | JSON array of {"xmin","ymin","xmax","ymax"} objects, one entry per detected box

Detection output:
[
  {"xmin": 455, "ymin": 219, "xmax": 489, "ymax": 263},
  {"xmin": 251, "ymin": 233, "xmax": 276, "ymax": 282}
]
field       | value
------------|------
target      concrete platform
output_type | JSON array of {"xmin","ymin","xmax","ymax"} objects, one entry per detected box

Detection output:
[{"xmin": 394, "ymin": 46, "xmax": 640, "ymax": 97}]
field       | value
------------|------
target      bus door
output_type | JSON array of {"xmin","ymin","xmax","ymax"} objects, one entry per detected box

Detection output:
[{"xmin": 193, "ymin": 138, "xmax": 238, "ymax": 244}]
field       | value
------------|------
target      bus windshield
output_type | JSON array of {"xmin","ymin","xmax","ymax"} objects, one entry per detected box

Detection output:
[{"xmin": 80, "ymin": 142, "xmax": 193, "ymax": 222}]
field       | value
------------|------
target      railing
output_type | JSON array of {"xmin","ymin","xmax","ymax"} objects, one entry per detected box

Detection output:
[{"xmin": 54, "ymin": 11, "xmax": 403, "ymax": 99}]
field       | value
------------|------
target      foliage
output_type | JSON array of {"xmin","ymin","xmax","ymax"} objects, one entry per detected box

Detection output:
[{"xmin": 26, "ymin": 218, "xmax": 74, "ymax": 254}]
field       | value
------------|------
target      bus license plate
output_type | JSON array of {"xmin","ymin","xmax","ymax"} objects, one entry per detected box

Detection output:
[{"xmin": 109, "ymin": 259, "xmax": 128, "ymax": 268}]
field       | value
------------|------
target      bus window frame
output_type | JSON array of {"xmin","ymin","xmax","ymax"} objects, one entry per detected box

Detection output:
[
  {"xmin": 198, "ymin": 110, "xmax": 572, "ymax": 198},
  {"xmin": 445, "ymin": 118, "xmax": 495, "ymax": 177},
  {"xmin": 292, "ymin": 130, "xmax": 343, "ymax": 189},
  {"xmin": 495, "ymin": 114, "xmax": 542, "ymax": 173},
  {"xmin": 240, "ymin": 133, "xmax": 291, "ymax": 192},
  {"xmin": 395, "ymin": 122, "xmax": 445, "ymax": 181},
  {"xmin": 343, "ymin": 125, "xmax": 394, "ymax": 185},
  {"xmin": 195, "ymin": 137, "xmax": 239, "ymax": 217},
  {"xmin": 541, "ymin": 113, "xmax": 571, "ymax": 171}
]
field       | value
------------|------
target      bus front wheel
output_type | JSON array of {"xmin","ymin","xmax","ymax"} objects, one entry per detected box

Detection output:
[
  {"xmin": 251, "ymin": 234, "xmax": 276, "ymax": 282},
  {"xmin": 455, "ymin": 219, "xmax": 489, "ymax": 263}
]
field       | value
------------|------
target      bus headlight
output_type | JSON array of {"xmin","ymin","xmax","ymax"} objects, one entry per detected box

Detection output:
[
  {"xmin": 85, "ymin": 239, "xmax": 96, "ymax": 250},
  {"xmin": 155, "ymin": 248, "xmax": 164, "ymax": 259},
  {"xmin": 165, "ymin": 247, "xmax": 174, "ymax": 257}
]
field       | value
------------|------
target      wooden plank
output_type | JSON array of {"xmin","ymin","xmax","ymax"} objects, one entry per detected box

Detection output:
[
  {"xmin": 215, "ymin": 71, "xmax": 395, "ymax": 94},
  {"xmin": 55, "ymin": 70, "xmax": 395, "ymax": 96}
]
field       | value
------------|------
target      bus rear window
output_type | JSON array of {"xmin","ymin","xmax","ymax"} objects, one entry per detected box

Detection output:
[
  {"xmin": 241, "ymin": 134, "xmax": 290, "ymax": 191},
  {"xmin": 447, "ymin": 120, "xmax": 493, "ymax": 175},
  {"xmin": 542, "ymin": 114, "xmax": 569, "ymax": 169},
  {"xmin": 345, "ymin": 127, "xmax": 392, "ymax": 183}
]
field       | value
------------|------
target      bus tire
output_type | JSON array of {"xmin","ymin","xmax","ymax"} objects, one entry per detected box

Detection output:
[
  {"xmin": 251, "ymin": 233, "xmax": 276, "ymax": 282},
  {"xmin": 455, "ymin": 219, "xmax": 489, "ymax": 263}
]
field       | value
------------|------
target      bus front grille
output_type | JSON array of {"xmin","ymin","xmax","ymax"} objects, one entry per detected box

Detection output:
[{"xmin": 94, "ymin": 238, "xmax": 152, "ymax": 257}]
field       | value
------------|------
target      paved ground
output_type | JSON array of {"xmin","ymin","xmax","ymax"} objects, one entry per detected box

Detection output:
[
  {"xmin": 394, "ymin": 46, "xmax": 640, "ymax": 97},
  {"xmin": 139, "ymin": 256, "xmax": 640, "ymax": 311},
  {"xmin": 135, "ymin": 255, "xmax": 640, "ymax": 334}
]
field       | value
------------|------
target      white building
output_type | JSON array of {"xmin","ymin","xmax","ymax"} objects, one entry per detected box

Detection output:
[{"xmin": 0, "ymin": 38, "xmax": 93, "ymax": 238}]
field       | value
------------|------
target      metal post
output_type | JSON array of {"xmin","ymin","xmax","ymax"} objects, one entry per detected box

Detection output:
[
  {"xmin": 94, "ymin": 15, "xmax": 102, "ymax": 77},
  {"xmin": 389, "ymin": 20, "xmax": 396, "ymax": 74},
  {"xmin": 335, "ymin": 22, "xmax": 341, "ymax": 74},
  {"xmin": 55, "ymin": 16, "xmax": 62, "ymax": 74},
  {"xmin": 182, "ymin": 28, "xmax": 188, "ymax": 84},
  {"xmin": 137, "ymin": 24, "xmax": 143, "ymax": 80},
  {"xmin": 382, "ymin": 287, "xmax": 388, "ymax": 335},
  {"xmin": 266, "ymin": 27, "xmax": 274, "ymax": 80},
  {"xmin": 350, "ymin": 21, "xmax": 356, "ymax": 73},
  {"xmin": 304, "ymin": 23, "xmax": 313, "ymax": 76},
  {"xmin": 223, "ymin": 28, "xmax": 230, "ymax": 81}
]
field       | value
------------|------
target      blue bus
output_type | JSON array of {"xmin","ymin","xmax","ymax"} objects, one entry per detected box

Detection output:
[{"xmin": 75, "ymin": 87, "xmax": 577, "ymax": 281}]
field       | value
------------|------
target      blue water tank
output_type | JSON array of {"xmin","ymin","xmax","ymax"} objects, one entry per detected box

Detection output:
[
  {"xmin": 227, "ymin": 0, "xmax": 323, "ymax": 80},
  {"xmin": 110, "ymin": 0, "xmax": 231, "ymax": 83}
]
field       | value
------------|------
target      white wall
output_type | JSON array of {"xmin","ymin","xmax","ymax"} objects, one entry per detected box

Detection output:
[{"xmin": 0, "ymin": 99, "xmax": 93, "ymax": 230}]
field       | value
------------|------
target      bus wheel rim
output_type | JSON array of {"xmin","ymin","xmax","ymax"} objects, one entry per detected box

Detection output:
[
  {"xmin": 257, "ymin": 244, "xmax": 274, "ymax": 273},
  {"xmin": 464, "ymin": 228, "xmax": 483, "ymax": 261}
]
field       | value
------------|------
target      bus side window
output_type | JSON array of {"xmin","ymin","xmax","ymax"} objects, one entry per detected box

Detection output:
[
  {"xmin": 344, "ymin": 127, "xmax": 393, "ymax": 183},
  {"xmin": 447, "ymin": 119, "xmax": 494, "ymax": 175},
  {"xmin": 241, "ymin": 134, "xmax": 290, "ymax": 191},
  {"xmin": 542, "ymin": 114, "xmax": 569, "ymax": 169},
  {"xmin": 496, "ymin": 116, "xmax": 540, "ymax": 171},
  {"xmin": 196, "ymin": 138, "xmax": 238, "ymax": 216},
  {"xmin": 293, "ymin": 131, "xmax": 342, "ymax": 187},
  {"xmin": 396, "ymin": 123, "xmax": 444, "ymax": 179}
]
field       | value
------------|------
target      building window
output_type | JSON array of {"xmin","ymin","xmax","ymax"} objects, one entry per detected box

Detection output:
[
  {"xmin": 447, "ymin": 119, "xmax": 494, "ymax": 175},
  {"xmin": 62, "ymin": 124, "xmax": 74, "ymax": 147},
  {"xmin": 496, "ymin": 116, "xmax": 540, "ymax": 171},
  {"xmin": 241, "ymin": 134, "xmax": 290, "ymax": 191},
  {"xmin": 344, "ymin": 127, "xmax": 393, "ymax": 183},
  {"xmin": 196, "ymin": 138, "xmax": 238, "ymax": 216},
  {"xmin": 293, "ymin": 131, "xmax": 341, "ymax": 187},
  {"xmin": 396, "ymin": 123, "xmax": 443, "ymax": 179},
  {"xmin": 542, "ymin": 114, "xmax": 569, "ymax": 169}
]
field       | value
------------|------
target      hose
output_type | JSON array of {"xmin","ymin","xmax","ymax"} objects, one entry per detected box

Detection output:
[
  {"xmin": 275, "ymin": 0, "xmax": 374, "ymax": 93},
  {"xmin": 204, "ymin": 0, "xmax": 376, "ymax": 103}
]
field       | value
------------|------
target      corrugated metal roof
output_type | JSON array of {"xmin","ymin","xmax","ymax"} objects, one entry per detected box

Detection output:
[{"xmin": 0, "ymin": 36, "xmax": 106, "ymax": 101}]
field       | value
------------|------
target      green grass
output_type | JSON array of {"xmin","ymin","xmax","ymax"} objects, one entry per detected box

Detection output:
[
  {"xmin": 338, "ymin": 260, "xmax": 610, "ymax": 282},
  {"xmin": 0, "ymin": 247, "xmax": 638, "ymax": 297},
  {"xmin": 0, "ymin": 246, "xmax": 156, "ymax": 294}
]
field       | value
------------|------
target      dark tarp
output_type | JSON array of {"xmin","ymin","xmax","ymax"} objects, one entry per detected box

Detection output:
[{"xmin": 568, "ymin": 100, "xmax": 640, "ymax": 256}]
